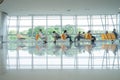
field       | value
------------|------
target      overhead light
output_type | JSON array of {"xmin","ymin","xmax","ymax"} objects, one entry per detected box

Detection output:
[{"xmin": 119, "ymin": 8, "xmax": 120, "ymax": 10}]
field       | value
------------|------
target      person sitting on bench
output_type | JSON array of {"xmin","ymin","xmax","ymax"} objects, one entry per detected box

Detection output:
[
  {"xmin": 39, "ymin": 29, "xmax": 47, "ymax": 44},
  {"xmin": 74, "ymin": 31, "xmax": 84, "ymax": 42},
  {"xmin": 52, "ymin": 31, "xmax": 61, "ymax": 44},
  {"xmin": 86, "ymin": 30, "xmax": 96, "ymax": 44},
  {"xmin": 61, "ymin": 30, "xmax": 73, "ymax": 43}
]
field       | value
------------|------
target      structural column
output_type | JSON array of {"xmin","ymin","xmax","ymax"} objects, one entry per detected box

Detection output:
[
  {"xmin": 0, "ymin": 43, "xmax": 6, "ymax": 75},
  {"xmin": 0, "ymin": 11, "xmax": 8, "ymax": 74},
  {"xmin": 0, "ymin": 11, "xmax": 8, "ymax": 43},
  {"xmin": 118, "ymin": 12, "xmax": 120, "ymax": 34}
]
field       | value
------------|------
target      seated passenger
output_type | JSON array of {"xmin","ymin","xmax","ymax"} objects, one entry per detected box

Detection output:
[
  {"xmin": 39, "ymin": 29, "xmax": 47, "ymax": 43},
  {"xmin": 52, "ymin": 31, "xmax": 61, "ymax": 43},
  {"xmin": 86, "ymin": 30, "xmax": 96, "ymax": 44},
  {"xmin": 74, "ymin": 31, "xmax": 83, "ymax": 42},
  {"xmin": 101, "ymin": 31, "xmax": 108, "ymax": 40},
  {"xmin": 61, "ymin": 30, "xmax": 73, "ymax": 43},
  {"xmin": 105, "ymin": 31, "xmax": 108, "ymax": 34},
  {"xmin": 105, "ymin": 31, "xmax": 112, "ymax": 40},
  {"xmin": 81, "ymin": 32, "xmax": 85, "ymax": 39},
  {"xmin": 35, "ymin": 33, "xmax": 40, "ymax": 41},
  {"xmin": 85, "ymin": 30, "xmax": 92, "ymax": 39}
]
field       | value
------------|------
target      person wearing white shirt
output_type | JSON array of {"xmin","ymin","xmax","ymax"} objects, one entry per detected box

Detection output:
[{"xmin": 39, "ymin": 29, "xmax": 47, "ymax": 43}]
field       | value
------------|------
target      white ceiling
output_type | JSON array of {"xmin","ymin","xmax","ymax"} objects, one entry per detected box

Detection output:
[{"xmin": 0, "ymin": 0, "xmax": 120, "ymax": 16}]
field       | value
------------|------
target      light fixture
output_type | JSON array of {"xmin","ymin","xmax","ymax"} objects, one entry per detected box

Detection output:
[{"xmin": 119, "ymin": 8, "xmax": 120, "ymax": 10}]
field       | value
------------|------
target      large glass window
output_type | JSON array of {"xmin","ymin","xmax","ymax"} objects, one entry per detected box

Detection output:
[
  {"xmin": 77, "ymin": 16, "xmax": 90, "ymax": 32},
  {"xmin": 47, "ymin": 16, "xmax": 61, "ymax": 41},
  {"xmin": 8, "ymin": 16, "xmax": 17, "ymax": 41},
  {"xmin": 33, "ymin": 16, "xmax": 47, "ymax": 39},
  {"xmin": 62, "ymin": 16, "xmax": 76, "ymax": 34},
  {"xmin": 7, "ymin": 15, "xmax": 119, "ymax": 41},
  {"xmin": 19, "ymin": 16, "xmax": 32, "ymax": 34}
]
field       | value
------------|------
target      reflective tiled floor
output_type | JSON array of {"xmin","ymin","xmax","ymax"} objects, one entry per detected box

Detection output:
[
  {"xmin": 0, "ymin": 40, "xmax": 120, "ymax": 80},
  {"xmin": 1, "ymin": 40, "xmax": 120, "ymax": 70}
]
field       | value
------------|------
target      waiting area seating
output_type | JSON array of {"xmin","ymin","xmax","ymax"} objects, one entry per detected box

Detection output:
[
  {"xmin": 101, "ymin": 33, "xmax": 116, "ymax": 40},
  {"xmin": 34, "ymin": 29, "xmax": 119, "ymax": 44},
  {"xmin": 85, "ymin": 33, "xmax": 92, "ymax": 40},
  {"xmin": 35, "ymin": 33, "xmax": 47, "ymax": 44},
  {"xmin": 60, "ymin": 33, "xmax": 92, "ymax": 42},
  {"xmin": 61, "ymin": 33, "xmax": 66, "ymax": 40},
  {"xmin": 61, "ymin": 33, "xmax": 91, "ymax": 40}
]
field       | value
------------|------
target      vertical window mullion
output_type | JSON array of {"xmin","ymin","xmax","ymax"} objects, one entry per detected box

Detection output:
[
  {"xmin": 17, "ymin": 16, "xmax": 19, "ymax": 34},
  {"xmin": 75, "ymin": 15, "xmax": 77, "ymax": 34},
  {"xmin": 60, "ymin": 15, "xmax": 62, "ymax": 34},
  {"xmin": 31, "ymin": 16, "xmax": 34, "ymax": 38}
]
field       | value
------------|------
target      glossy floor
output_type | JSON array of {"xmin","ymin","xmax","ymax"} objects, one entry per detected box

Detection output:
[
  {"xmin": 1, "ymin": 40, "xmax": 120, "ymax": 70},
  {"xmin": 0, "ymin": 41, "xmax": 120, "ymax": 80}
]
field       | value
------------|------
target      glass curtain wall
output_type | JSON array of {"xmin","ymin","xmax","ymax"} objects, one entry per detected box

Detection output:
[
  {"xmin": 47, "ymin": 16, "xmax": 61, "ymax": 41},
  {"xmin": 77, "ymin": 16, "xmax": 90, "ymax": 33},
  {"xmin": 7, "ymin": 15, "xmax": 119, "ymax": 41},
  {"xmin": 33, "ymin": 16, "xmax": 47, "ymax": 39},
  {"xmin": 8, "ymin": 16, "xmax": 17, "ymax": 41}
]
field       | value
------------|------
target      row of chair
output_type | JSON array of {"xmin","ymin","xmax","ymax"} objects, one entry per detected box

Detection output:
[
  {"xmin": 101, "ymin": 33, "xmax": 116, "ymax": 40},
  {"xmin": 18, "ymin": 33, "xmax": 116, "ymax": 42},
  {"xmin": 84, "ymin": 33, "xmax": 117, "ymax": 40},
  {"xmin": 35, "ymin": 33, "xmax": 93, "ymax": 41}
]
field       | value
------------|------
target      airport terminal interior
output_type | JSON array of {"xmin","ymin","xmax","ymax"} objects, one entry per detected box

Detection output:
[{"xmin": 0, "ymin": 0, "xmax": 120, "ymax": 80}]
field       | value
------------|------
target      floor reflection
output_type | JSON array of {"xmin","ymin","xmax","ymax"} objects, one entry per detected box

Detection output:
[
  {"xmin": 102, "ymin": 44, "xmax": 119, "ymax": 69},
  {"xmin": 1, "ymin": 41, "xmax": 120, "ymax": 70}
]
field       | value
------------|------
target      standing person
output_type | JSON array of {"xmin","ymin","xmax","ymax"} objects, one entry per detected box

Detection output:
[
  {"xmin": 112, "ymin": 29, "xmax": 119, "ymax": 43},
  {"xmin": 39, "ymin": 29, "xmax": 47, "ymax": 43},
  {"xmin": 91, "ymin": 34, "xmax": 96, "ymax": 45},
  {"xmin": 52, "ymin": 31, "xmax": 61, "ymax": 44},
  {"xmin": 112, "ymin": 29, "xmax": 118, "ymax": 39},
  {"xmin": 61, "ymin": 30, "xmax": 73, "ymax": 43}
]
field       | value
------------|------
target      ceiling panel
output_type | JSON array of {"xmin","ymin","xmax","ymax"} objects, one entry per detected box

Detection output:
[{"xmin": 0, "ymin": 0, "xmax": 120, "ymax": 15}]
